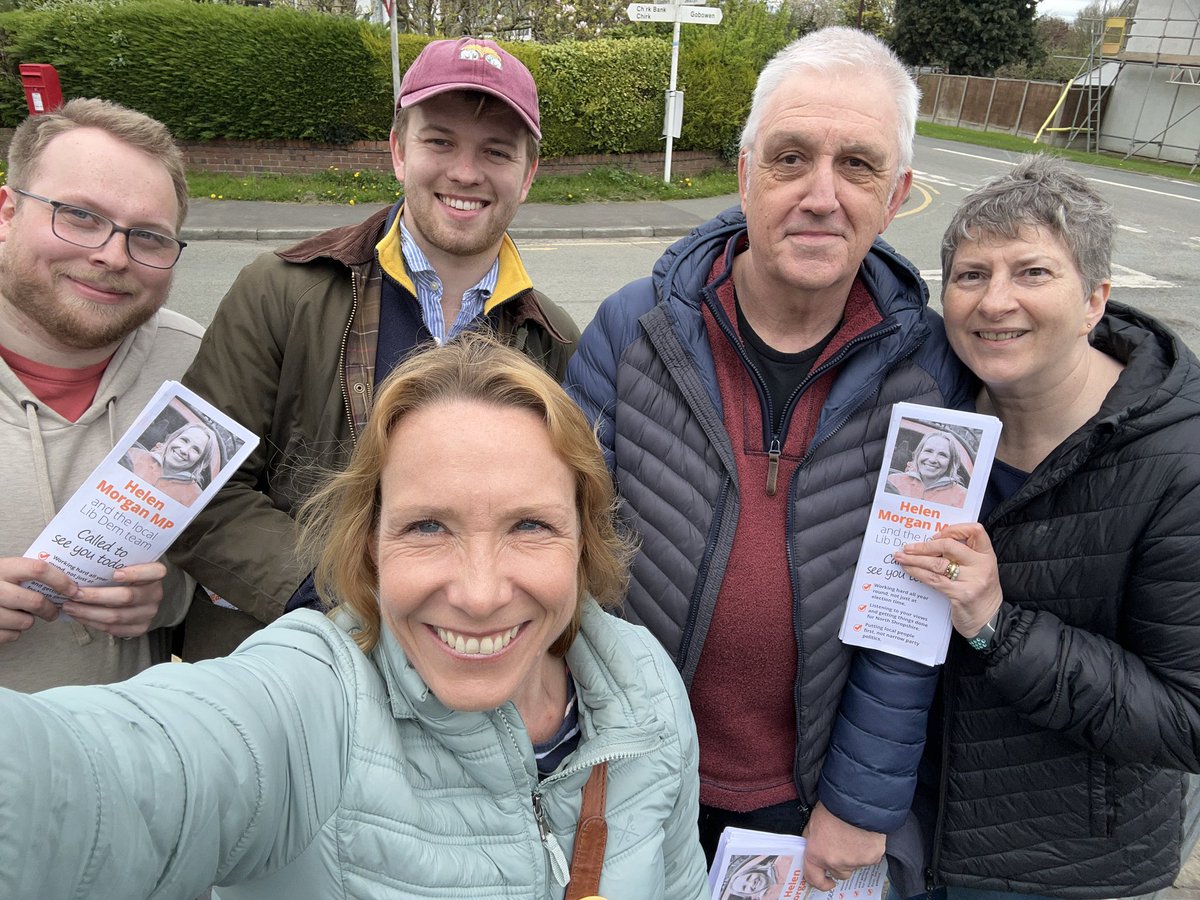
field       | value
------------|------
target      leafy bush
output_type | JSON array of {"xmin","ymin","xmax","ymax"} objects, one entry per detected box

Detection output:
[
  {"xmin": 538, "ymin": 38, "xmax": 667, "ymax": 157},
  {"xmin": 0, "ymin": 0, "xmax": 797, "ymax": 155},
  {"xmin": 678, "ymin": 0, "xmax": 798, "ymax": 157},
  {"xmin": 0, "ymin": 0, "xmax": 394, "ymax": 140}
]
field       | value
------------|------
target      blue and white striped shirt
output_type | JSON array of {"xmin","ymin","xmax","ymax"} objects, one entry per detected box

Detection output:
[{"xmin": 399, "ymin": 219, "xmax": 499, "ymax": 344}]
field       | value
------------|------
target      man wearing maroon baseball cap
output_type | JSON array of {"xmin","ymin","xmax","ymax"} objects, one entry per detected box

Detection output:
[{"xmin": 169, "ymin": 37, "xmax": 578, "ymax": 661}]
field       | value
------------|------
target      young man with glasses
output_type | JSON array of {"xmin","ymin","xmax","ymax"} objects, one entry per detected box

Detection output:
[{"xmin": 0, "ymin": 98, "xmax": 202, "ymax": 691}]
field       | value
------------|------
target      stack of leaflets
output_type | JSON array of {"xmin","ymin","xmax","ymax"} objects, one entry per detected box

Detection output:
[
  {"xmin": 708, "ymin": 827, "xmax": 886, "ymax": 900},
  {"xmin": 22, "ymin": 381, "xmax": 258, "ymax": 601},
  {"xmin": 838, "ymin": 402, "xmax": 1001, "ymax": 666}
]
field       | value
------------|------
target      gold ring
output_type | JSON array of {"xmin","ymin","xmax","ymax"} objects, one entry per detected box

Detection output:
[{"xmin": 944, "ymin": 560, "xmax": 960, "ymax": 581}]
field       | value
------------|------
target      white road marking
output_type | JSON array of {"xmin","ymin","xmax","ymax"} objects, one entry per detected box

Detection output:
[{"xmin": 932, "ymin": 147, "xmax": 1200, "ymax": 204}]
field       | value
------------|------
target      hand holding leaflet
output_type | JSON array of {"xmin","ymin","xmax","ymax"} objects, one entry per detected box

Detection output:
[
  {"xmin": 0, "ymin": 556, "xmax": 65, "ymax": 642},
  {"xmin": 839, "ymin": 402, "xmax": 1001, "ymax": 665},
  {"xmin": 709, "ymin": 826, "xmax": 886, "ymax": 900},
  {"xmin": 21, "ymin": 381, "xmax": 258, "ymax": 602}
]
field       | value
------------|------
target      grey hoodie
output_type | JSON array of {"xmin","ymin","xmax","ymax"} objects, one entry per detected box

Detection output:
[{"xmin": 0, "ymin": 308, "xmax": 202, "ymax": 691}]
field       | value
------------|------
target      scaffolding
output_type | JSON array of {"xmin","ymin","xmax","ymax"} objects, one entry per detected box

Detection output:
[
  {"xmin": 1108, "ymin": 0, "xmax": 1200, "ymax": 170},
  {"xmin": 1036, "ymin": 5, "xmax": 1133, "ymax": 153},
  {"xmin": 1036, "ymin": 0, "xmax": 1199, "ymax": 170}
]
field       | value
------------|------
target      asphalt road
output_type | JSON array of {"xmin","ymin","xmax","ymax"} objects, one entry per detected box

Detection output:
[{"xmin": 169, "ymin": 135, "xmax": 1200, "ymax": 349}]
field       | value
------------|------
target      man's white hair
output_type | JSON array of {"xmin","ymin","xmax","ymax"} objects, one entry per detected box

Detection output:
[{"xmin": 740, "ymin": 26, "xmax": 919, "ymax": 178}]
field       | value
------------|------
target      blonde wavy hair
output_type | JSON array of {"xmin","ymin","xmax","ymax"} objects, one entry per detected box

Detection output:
[{"xmin": 297, "ymin": 333, "xmax": 631, "ymax": 656}]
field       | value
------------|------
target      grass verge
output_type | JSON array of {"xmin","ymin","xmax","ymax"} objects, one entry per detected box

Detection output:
[
  {"xmin": 184, "ymin": 123, "xmax": 1198, "ymax": 205},
  {"xmin": 187, "ymin": 165, "xmax": 740, "ymax": 205},
  {"xmin": 916, "ymin": 122, "xmax": 1200, "ymax": 184}
]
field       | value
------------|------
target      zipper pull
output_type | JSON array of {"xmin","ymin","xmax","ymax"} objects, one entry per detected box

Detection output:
[
  {"xmin": 766, "ymin": 438, "xmax": 781, "ymax": 496},
  {"xmin": 532, "ymin": 790, "xmax": 571, "ymax": 887}
]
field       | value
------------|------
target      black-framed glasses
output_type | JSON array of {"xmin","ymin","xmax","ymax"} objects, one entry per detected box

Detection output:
[{"xmin": 11, "ymin": 188, "xmax": 186, "ymax": 269}]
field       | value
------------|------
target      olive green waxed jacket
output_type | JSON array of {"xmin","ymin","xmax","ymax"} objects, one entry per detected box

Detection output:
[{"xmin": 169, "ymin": 207, "xmax": 578, "ymax": 641}]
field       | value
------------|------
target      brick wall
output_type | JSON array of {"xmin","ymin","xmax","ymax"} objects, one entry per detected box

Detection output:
[{"xmin": 0, "ymin": 126, "xmax": 729, "ymax": 177}]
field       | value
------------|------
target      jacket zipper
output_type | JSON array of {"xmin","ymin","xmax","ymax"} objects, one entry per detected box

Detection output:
[
  {"xmin": 530, "ymin": 789, "xmax": 570, "ymax": 887},
  {"xmin": 782, "ymin": 322, "xmax": 915, "ymax": 800},
  {"xmin": 338, "ymin": 274, "xmax": 361, "ymax": 445},
  {"xmin": 928, "ymin": 648, "xmax": 956, "ymax": 887},
  {"xmin": 701, "ymin": 287, "xmax": 779, "ymax": 493},
  {"xmin": 498, "ymin": 681, "xmax": 661, "ymax": 894},
  {"xmin": 703, "ymin": 284, "xmax": 903, "ymax": 494},
  {"xmin": 677, "ymin": 475, "xmax": 732, "ymax": 677},
  {"xmin": 533, "ymin": 744, "xmax": 661, "ymax": 889}
]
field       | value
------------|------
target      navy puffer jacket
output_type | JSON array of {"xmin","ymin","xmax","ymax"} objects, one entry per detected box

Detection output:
[{"xmin": 565, "ymin": 208, "xmax": 970, "ymax": 832}]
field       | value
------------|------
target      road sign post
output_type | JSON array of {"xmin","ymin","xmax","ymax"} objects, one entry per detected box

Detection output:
[{"xmin": 626, "ymin": 0, "xmax": 723, "ymax": 183}]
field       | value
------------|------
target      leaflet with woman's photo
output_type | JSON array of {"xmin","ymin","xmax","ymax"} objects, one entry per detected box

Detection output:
[
  {"xmin": 708, "ymin": 826, "xmax": 885, "ymax": 900},
  {"xmin": 839, "ymin": 402, "xmax": 1001, "ymax": 666},
  {"xmin": 22, "ymin": 381, "xmax": 258, "ymax": 601}
]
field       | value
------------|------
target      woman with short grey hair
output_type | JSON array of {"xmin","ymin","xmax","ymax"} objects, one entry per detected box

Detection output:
[{"xmin": 894, "ymin": 155, "xmax": 1200, "ymax": 898}]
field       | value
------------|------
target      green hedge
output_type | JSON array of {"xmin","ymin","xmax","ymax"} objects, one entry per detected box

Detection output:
[
  {"xmin": 0, "ymin": 0, "xmax": 797, "ymax": 154},
  {"xmin": 0, "ymin": 0, "xmax": 395, "ymax": 141},
  {"xmin": 537, "ymin": 38, "xmax": 668, "ymax": 157}
]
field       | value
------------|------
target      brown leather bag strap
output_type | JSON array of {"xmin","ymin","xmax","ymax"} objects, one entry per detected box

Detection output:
[{"xmin": 564, "ymin": 761, "xmax": 609, "ymax": 900}]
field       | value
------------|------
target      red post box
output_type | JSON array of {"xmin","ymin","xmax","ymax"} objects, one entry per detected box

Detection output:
[{"xmin": 19, "ymin": 64, "xmax": 63, "ymax": 116}]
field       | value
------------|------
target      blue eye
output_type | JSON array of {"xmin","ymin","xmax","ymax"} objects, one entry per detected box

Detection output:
[
  {"xmin": 58, "ymin": 205, "xmax": 105, "ymax": 229},
  {"xmin": 129, "ymin": 229, "xmax": 172, "ymax": 249},
  {"xmin": 515, "ymin": 519, "xmax": 549, "ymax": 533},
  {"xmin": 411, "ymin": 520, "xmax": 443, "ymax": 534}
]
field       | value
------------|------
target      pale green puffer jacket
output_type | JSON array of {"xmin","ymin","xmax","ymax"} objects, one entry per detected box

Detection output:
[{"xmin": 0, "ymin": 602, "xmax": 708, "ymax": 899}]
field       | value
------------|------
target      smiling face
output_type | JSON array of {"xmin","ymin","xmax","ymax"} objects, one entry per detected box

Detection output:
[
  {"xmin": 375, "ymin": 399, "xmax": 580, "ymax": 720},
  {"xmin": 162, "ymin": 425, "xmax": 210, "ymax": 475},
  {"xmin": 915, "ymin": 434, "xmax": 953, "ymax": 484},
  {"xmin": 737, "ymin": 69, "xmax": 911, "ymax": 311},
  {"xmin": 391, "ymin": 92, "xmax": 536, "ymax": 274},
  {"xmin": 943, "ymin": 225, "xmax": 1109, "ymax": 400},
  {"xmin": 0, "ymin": 128, "xmax": 178, "ymax": 360}
]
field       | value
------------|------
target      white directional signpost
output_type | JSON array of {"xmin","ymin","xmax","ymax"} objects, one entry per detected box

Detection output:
[
  {"xmin": 627, "ymin": 3, "xmax": 677, "ymax": 21},
  {"xmin": 625, "ymin": 0, "xmax": 723, "ymax": 183}
]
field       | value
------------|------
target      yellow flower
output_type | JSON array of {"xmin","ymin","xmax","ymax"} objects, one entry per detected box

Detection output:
[
  {"xmin": 209, "ymin": 193, "xmax": 216, "ymax": 199},
  {"xmin": 348, "ymin": 198, "xmax": 357, "ymax": 206},
  {"xmin": 354, "ymin": 172, "xmax": 361, "ymax": 178}
]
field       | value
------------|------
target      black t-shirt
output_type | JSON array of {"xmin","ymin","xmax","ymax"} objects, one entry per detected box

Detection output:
[
  {"xmin": 736, "ymin": 300, "xmax": 838, "ymax": 435},
  {"xmin": 982, "ymin": 457, "xmax": 1030, "ymax": 520}
]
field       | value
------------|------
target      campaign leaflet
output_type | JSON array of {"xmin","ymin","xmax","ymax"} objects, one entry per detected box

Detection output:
[
  {"xmin": 23, "ymin": 381, "xmax": 258, "ymax": 601},
  {"xmin": 838, "ymin": 402, "xmax": 1002, "ymax": 666},
  {"xmin": 708, "ymin": 827, "xmax": 886, "ymax": 900}
]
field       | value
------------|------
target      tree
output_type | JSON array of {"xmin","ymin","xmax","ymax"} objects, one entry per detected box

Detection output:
[
  {"xmin": 840, "ymin": 0, "xmax": 893, "ymax": 39},
  {"xmin": 782, "ymin": 0, "xmax": 893, "ymax": 38},
  {"xmin": 996, "ymin": 0, "xmax": 1138, "ymax": 83},
  {"xmin": 893, "ymin": 0, "xmax": 1039, "ymax": 76},
  {"xmin": 783, "ymin": 0, "xmax": 841, "ymax": 30}
]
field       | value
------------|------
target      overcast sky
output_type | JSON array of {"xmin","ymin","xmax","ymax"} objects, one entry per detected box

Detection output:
[
  {"xmin": 1037, "ymin": 0, "xmax": 1096, "ymax": 21},
  {"xmin": 798, "ymin": 0, "xmax": 1103, "ymax": 26}
]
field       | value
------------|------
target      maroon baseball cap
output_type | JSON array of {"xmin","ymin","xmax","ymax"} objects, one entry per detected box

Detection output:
[{"xmin": 398, "ymin": 37, "xmax": 541, "ymax": 139}]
